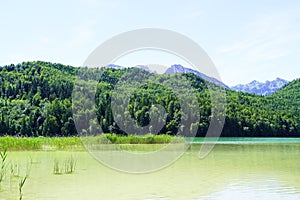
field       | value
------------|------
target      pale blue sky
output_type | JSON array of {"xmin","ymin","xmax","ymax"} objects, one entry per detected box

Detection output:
[{"xmin": 1, "ymin": 0, "xmax": 300, "ymax": 85}]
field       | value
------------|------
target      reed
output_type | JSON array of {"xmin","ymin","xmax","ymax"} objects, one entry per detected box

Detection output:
[
  {"xmin": 0, "ymin": 134, "xmax": 185, "ymax": 151},
  {"xmin": 18, "ymin": 176, "xmax": 28, "ymax": 200},
  {"xmin": 82, "ymin": 134, "xmax": 184, "ymax": 145},
  {"xmin": 0, "ymin": 149, "xmax": 8, "ymax": 188},
  {"xmin": 10, "ymin": 162, "xmax": 21, "ymax": 178},
  {"xmin": 64, "ymin": 155, "xmax": 76, "ymax": 174},
  {"xmin": 53, "ymin": 158, "xmax": 62, "ymax": 175},
  {"xmin": 53, "ymin": 156, "xmax": 77, "ymax": 175},
  {"xmin": 0, "ymin": 136, "xmax": 83, "ymax": 151}
]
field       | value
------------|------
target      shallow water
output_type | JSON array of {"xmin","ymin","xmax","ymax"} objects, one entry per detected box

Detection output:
[{"xmin": 1, "ymin": 143, "xmax": 300, "ymax": 200}]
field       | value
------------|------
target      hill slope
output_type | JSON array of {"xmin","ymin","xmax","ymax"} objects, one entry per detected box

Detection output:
[{"xmin": 0, "ymin": 61, "xmax": 299, "ymax": 137}]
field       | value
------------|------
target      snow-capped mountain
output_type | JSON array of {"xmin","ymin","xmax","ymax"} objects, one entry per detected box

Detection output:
[
  {"xmin": 231, "ymin": 78, "xmax": 289, "ymax": 96},
  {"xmin": 165, "ymin": 64, "xmax": 229, "ymax": 88},
  {"xmin": 105, "ymin": 64, "xmax": 150, "ymax": 71},
  {"xmin": 105, "ymin": 64, "xmax": 124, "ymax": 69},
  {"xmin": 105, "ymin": 64, "xmax": 288, "ymax": 95}
]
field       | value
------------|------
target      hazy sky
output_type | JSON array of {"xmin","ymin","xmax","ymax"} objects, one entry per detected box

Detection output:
[{"xmin": 1, "ymin": 0, "xmax": 300, "ymax": 85}]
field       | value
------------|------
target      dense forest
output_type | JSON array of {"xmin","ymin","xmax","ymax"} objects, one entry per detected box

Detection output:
[{"xmin": 0, "ymin": 61, "xmax": 299, "ymax": 137}]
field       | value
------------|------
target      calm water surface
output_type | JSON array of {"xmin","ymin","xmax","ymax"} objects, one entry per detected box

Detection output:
[{"xmin": 1, "ymin": 142, "xmax": 300, "ymax": 200}]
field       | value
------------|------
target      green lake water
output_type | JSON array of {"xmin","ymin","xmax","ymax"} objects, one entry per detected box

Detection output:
[{"xmin": 1, "ymin": 140, "xmax": 300, "ymax": 199}]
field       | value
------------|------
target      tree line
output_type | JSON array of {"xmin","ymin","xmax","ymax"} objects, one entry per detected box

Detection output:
[{"xmin": 0, "ymin": 61, "xmax": 299, "ymax": 137}]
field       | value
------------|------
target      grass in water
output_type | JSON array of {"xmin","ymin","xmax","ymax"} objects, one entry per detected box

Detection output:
[
  {"xmin": 0, "ymin": 149, "xmax": 31, "ymax": 199},
  {"xmin": 10, "ymin": 162, "xmax": 21, "ymax": 178},
  {"xmin": 0, "ymin": 136, "xmax": 83, "ymax": 151},
  {"xmin": 0, "ymin": 134, "xmax": 185, "ymax": 151},
  {"xmin": 83, "ymin": 134, "xmax": 185, "ymax": 144},
  {"xmin": 64, "ymin": 155, "xmax": 76, "ymax": 174},
  {"xmin": 53, "ymin": 156, "xmax": 77, "ymax": 175},
  {"xmin": 53, "ymin": 159, "xmax": 61, "ymax": 175},
  {"xmin": 0, "ymin": 148, "xmax": 8, "ymax": 189},
  {"xmin": 18, "ymin": 176, "xmax": 28, "ymax": 200}
]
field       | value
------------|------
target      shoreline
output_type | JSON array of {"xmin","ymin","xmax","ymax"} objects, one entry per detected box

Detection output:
[{"xmin": 1, "ymin": 135, "xmax": 300, "ymax": 151}]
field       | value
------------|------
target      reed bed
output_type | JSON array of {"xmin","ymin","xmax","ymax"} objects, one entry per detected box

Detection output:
[
  {"xmin": 0, "ymin": 136, "xmax": 83, "ymax": 151},
  {"xmin": 84, "ymin": 134, "xmax": 185, "ymax": 145},
  {"xmin": 0, "ymin": 134, "xmax": 185, "ymax": 151}
]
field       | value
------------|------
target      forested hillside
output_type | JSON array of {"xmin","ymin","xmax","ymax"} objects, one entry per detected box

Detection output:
[
  {"xmin": 0, "ymin": 61, "xmax": 299, "ymax": 137},
  {"xmin": 0, "ymin": 61, "xmax": 76, "ymax": 136}
]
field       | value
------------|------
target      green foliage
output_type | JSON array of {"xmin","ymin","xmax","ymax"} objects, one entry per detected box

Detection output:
[
  {"xmin": 0, "ymin": 61, "xmax": 299, "ymax": 137},
  {"xmin": 0, "ymin": 136, "xmax": 82, "ymax": 150},
  {"xmin": 105, "ymin": 134, "xmax": 184, "ymax": 144},
  {"xmin": 0, "ymin": 61, "xmax": 76, "ymax": 137}
]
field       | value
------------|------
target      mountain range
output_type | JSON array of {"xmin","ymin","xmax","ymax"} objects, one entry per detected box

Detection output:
[
  {"xmin": 107, "ymin": 64, "xmax": 230, "ymax": 88},
  {"xmin": 165, "ymin": 64, "xmax": 229, "ymax": 89},
  {"xmin": 106, "ymin": 64, "xmax": 288, "ymax": 95},
  {"xmin": 230, "ymin": 78, "xmax": 289, "ymax": 96},
  {"xmin": 163, "ymin": 64, "xmax": 289, "ymax": 95}
]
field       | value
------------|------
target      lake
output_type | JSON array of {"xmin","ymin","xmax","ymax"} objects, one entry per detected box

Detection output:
[{"xmin": 1, "ymin": 141, "xmax": 300, "ymax": 200}]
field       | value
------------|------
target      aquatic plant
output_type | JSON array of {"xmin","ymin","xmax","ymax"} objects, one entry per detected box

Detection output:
[
  {"xmin": 98, "ymin": 134, "xmax": 184, "ymax": 144},
  {"xmin": 64, "ymin": 155, "xmax": 76, "ymax": 174},
  {"xmin": 53, "ymin": 158, "xmax": 62, "ymax": 175},
  {"xmin": 0, "ymin": 148, "xmax": 8, "ymax": 188},
  {"xmin": 53, "ymin": 156, "xmax": 77, "ymax": 175},
  {"xmin": 17, "ymin": 161, "xmax": 31, "ymax": 200},
  {"xmin": 0, "ymin": 136, "xmax": 83, "ymax": 151},
  {"xmin": 10, "ymin": 162, "xmax": 21, "ymax": 178},
  {"xmin": 0, "ymin": 135, "xmax": 186, "ymax": 151},
  {"xmin": 18, "ymin": 176, "xmax": 28, "ymax": 200}
]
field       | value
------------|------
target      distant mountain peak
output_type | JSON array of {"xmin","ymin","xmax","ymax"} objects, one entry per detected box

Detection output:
[
  {"xmin": 165, "ymin": 64, "xmax": 229, "ymax": 88},
  {"xmin": 104, "ymin": 64, "xmax": 229, "ymax": 88},
  {"xmin": 171, "ymin": 64, "xmax": 185, "ymax": 71},
  {"xmin": 250, "ymin": 80, "xmax": 260, "ymax": 84},
  {"xmin": 276, "ymin": 77, "xmax": 286, "ymax": 81},
  {"xmin": 105, "ymin": 64, "xmax": 124, "ymax": 69},
  {"xmin": 231, "ymin": 78, "xmax": 289, "ymax": 96}
]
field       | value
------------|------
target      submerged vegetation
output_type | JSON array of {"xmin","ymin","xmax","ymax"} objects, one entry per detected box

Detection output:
[
  {"xmin": 0, "ymin": 61, "xmax": 299, "ymax": 138},
  {"xmin": 53, "ymin": 155, "xmax": 76, "ymax": 175},
  {"xmin": 0, "ymin": 149, "xmax": 8, "ymax": 188},
  {"xmin": 0, "ymin": 149, "xmax": 31, "ymax": 199},
  {"xmin": 18, "ymin": 176, "xmax": 28, "ymax": 200}
]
